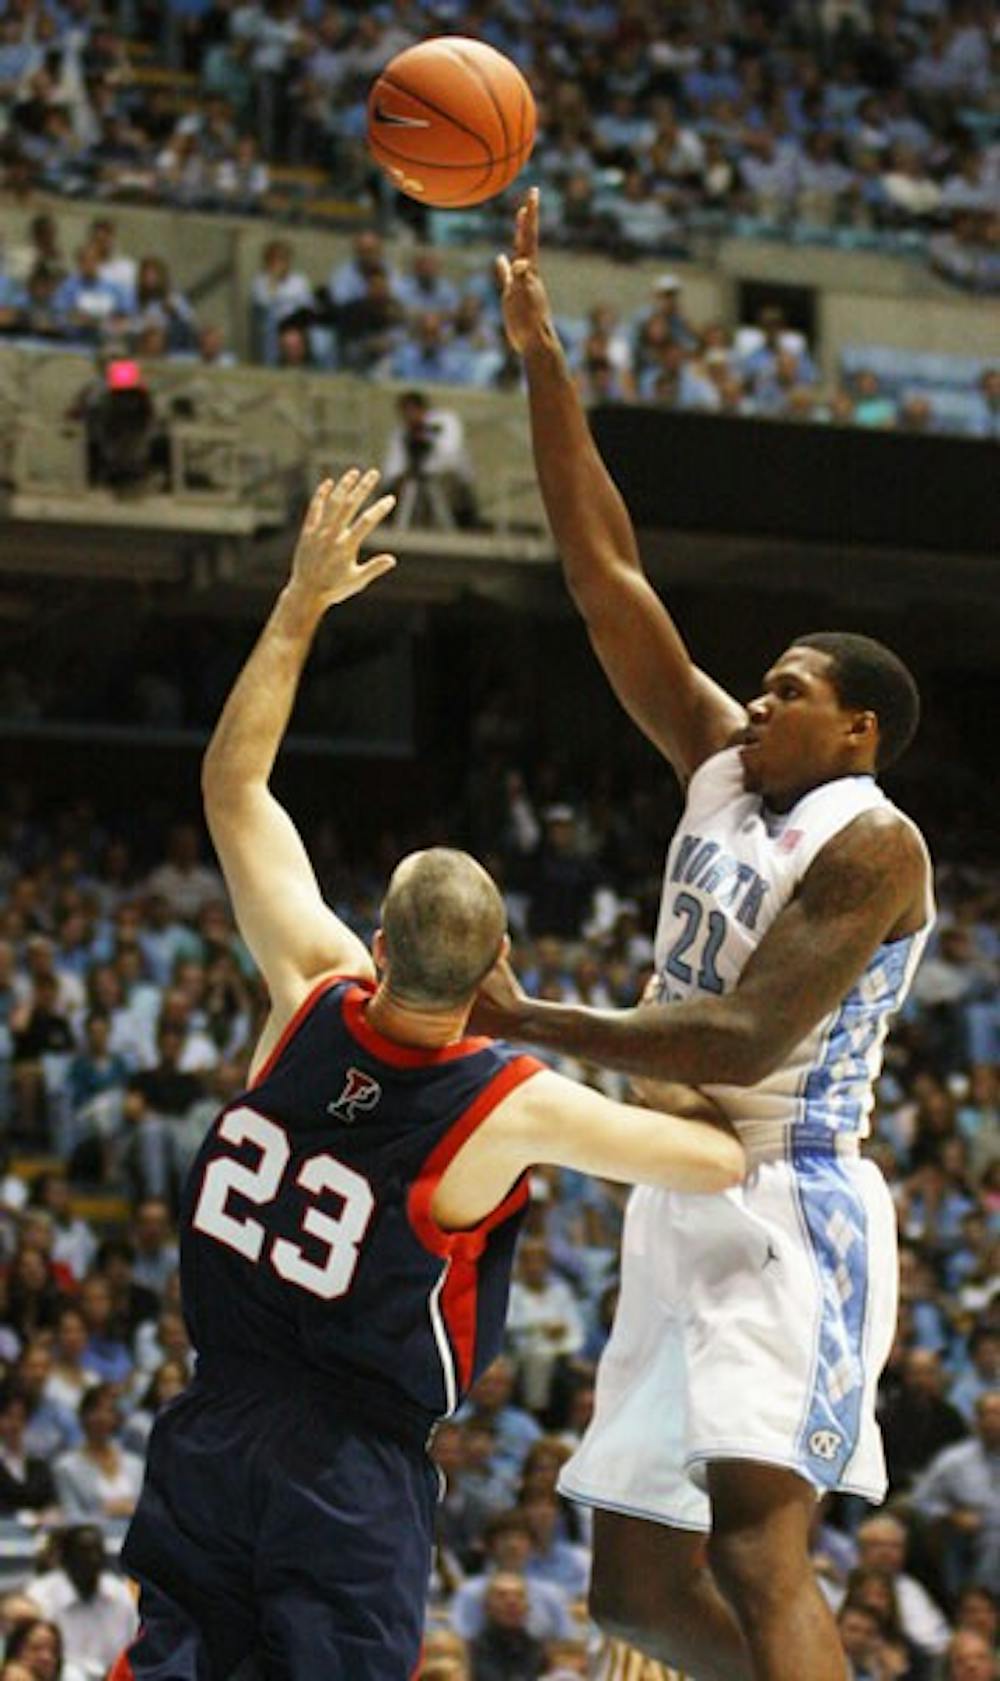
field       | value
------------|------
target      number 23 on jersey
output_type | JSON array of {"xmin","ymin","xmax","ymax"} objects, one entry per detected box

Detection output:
[{"xmin": 192, "ymin": 1106, "xmax": 375, "ymax": 1301}]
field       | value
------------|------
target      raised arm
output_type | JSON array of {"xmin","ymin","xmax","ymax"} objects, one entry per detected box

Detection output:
[
  {"xmin": 497, "ymin": 188, "xmax": 744, "ymax": 783},
  {"xmin": 477, "ymin": 808, "xmax": 929, "ymax": 1087},
  {"xmin": 201, "ymin": 470, "xmax": 396, "ymax": 1022}
]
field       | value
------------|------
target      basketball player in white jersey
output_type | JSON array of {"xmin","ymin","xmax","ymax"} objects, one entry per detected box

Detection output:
[{"xmin": 491, "ymin": 189, "xmax": 934, "ymax": 1681}]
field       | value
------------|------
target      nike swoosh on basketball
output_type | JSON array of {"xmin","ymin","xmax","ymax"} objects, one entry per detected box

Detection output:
[{"xmin": 374, "ymin": 103, "xmax": 431, "ymax": 128}]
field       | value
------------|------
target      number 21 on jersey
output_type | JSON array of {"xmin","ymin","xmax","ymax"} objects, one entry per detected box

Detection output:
[
  {"xmin": 663, "ymin": 891, "xmax": 727, "ymax": 994},
  {"xmin": 192, "ymin": 1106, "xmax": 374, "ymax": 1301}
]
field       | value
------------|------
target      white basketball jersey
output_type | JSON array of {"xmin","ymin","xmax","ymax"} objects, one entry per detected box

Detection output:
[{"xmin": 653, "ymin": 747, "xmax": 933, "ymax": 1155}]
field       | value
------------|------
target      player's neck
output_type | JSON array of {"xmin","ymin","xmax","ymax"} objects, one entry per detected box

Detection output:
[
  {"xmin": 763, "ymin": 763, "xmax": 876, "ymax": 814},
  {"xmin": 365, "ymin": 982, "xmax": 471, "ymax": 1048}
]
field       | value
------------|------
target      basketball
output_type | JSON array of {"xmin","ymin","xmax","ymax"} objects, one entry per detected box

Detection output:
[{"xmin": 367, "ymin": 37, "xmax": 537, "ymax": 209}]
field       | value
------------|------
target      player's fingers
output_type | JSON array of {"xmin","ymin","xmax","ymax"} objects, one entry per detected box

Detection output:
[
  {"xmin": 523, "ymin": 186, "xmax": 540, "ymax": 260},
  {"xmin": 349, "ymin": 493, "xmax": 396, "ymax": 542},
  {"xmin": 512, "ymin": 258, "xmax": 531, "ymax": 280},
  {"xmin": 340, "ymin": 465, "xmax": 381, "ymax": 525},
  {"xmin": 304, "ymin": 477, "xmax": 332, "ymax": 531},
  {"xmin": 495, "ymin": 253, "xmax": 511, "ymax": 289},
  {"xmin": 356, "ymin": 553, "xmax": 397, "ymax": 588},
  {"xmin": 328, "ymin": 466, "xmax": 362, "ymax": 511}
]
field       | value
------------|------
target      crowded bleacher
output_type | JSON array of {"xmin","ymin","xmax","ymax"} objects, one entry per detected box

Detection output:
[{"xmin": 0, "ymin": 0, "xmax": 997, "ymax": 445}]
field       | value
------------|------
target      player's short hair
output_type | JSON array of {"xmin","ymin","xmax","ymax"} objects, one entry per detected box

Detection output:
[
  {"xmin": 381, "ymin": 848, "xmax": 506, "ymax": 1009},
  {"xmin": 792, "ymin": 631, "xmax": 920, "ymax": 769}
]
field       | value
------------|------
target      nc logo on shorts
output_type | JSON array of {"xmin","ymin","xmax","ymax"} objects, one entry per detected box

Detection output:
[{"xmin": 808, "ymin": 1428, "xmax": 842, "ymax": 1462}]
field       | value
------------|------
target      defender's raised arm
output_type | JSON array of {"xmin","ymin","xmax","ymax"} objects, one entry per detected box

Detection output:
[
  {"xmin": 497, "ymin": 189, "xmax": 744, "ymax": 783},
  {"xmin": 201, "ymin": 470, "xmax": 396, "ymax": 1022}
]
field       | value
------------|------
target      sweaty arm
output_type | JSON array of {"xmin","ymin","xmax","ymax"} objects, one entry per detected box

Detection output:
[
  {"xmin": 498, "ymin": 190, "xmax": 744, "ymax": 780},
  {"xmin": 202, "ymin": 471, "xmax": 396, "ymax": 1024},
  {"xmin": 481, "ymin": 808, "xmax": 929, "ymax": 1089}
]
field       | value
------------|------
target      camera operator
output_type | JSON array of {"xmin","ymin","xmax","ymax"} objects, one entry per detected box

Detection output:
[{"xmin": 381, "ymin": 389, "xmax": 479, "ymax": 529}]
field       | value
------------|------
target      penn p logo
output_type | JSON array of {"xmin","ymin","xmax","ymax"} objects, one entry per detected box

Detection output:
[
  {"xmin": 328, "ymin": 1067, "xmax": 382, "ymax": 1125},
  {"xmin": 808, "ymin": 1428, "xmax": 842, "ymax": 1462}
]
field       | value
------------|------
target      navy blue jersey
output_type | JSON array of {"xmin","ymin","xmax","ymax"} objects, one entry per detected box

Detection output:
[{"xmin": 179, "ymin": 975, "xmax": 542, "ymax": 1427}]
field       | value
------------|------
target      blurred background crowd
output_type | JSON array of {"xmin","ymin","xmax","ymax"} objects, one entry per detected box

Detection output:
[
  {"xmin": 0, "ymin": 731, "xmax": 995, "ymax": 1680},
  {"xmin": 0, "ymin": 0, "xmax": 997, "ymax": 270}
]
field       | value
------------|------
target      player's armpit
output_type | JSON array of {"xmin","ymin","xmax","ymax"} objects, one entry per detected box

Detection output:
[
  {"xmin": 204, "ymin": 783, "xmax": 374, "ymax": 1003},
  {"xmin": 727, "ymin": 808, "xmax": 930, "ymax": 1078}
]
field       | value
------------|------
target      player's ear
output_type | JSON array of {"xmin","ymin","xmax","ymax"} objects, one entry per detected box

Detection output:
[
  {"xmin": 848, "ymin": 709, "xmax": 877, "ymax": 751},
  {"xmin": 480, "ymin": 932, "xmax": 510, "ymax": 983},
  {"xmin": 372, "ymin": 927, "xmax": 387, "ymax": 973}
]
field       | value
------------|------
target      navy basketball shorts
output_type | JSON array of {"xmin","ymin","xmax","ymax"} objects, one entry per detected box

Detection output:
[{"xmin": 118, "ymin": 1376, "xmax": 438, "ymax": 1681}]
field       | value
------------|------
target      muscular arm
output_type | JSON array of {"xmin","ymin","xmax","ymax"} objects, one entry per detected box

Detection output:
[
  {"xmin": 202, "ymin": 472, "xmax": 396, "ymax": 1015},
  {"xmin": 500, "ymin": 191, "xmax": 745, "ymax": 780},
  {"xmin": 482, "ymin": 809, "xmax": 929, "ymax": 1087}
]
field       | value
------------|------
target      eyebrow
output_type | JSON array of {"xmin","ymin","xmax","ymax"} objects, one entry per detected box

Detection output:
[{"xmin": 763, "ymin": 666, "xmax": 809, "ymax": 688}]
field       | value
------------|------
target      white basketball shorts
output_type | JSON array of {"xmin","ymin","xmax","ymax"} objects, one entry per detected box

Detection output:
[{"xmin": 559, "ymin": 1150, "xmax": 898, "ymax": 1530}]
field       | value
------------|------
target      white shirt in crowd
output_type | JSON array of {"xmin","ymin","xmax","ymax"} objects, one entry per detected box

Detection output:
[
  {"xmin": 29, "ymin": 1567, "xmax": 139, "ymax": 1673},
  {"xmin": 143, "ymin": 860, "xmax": 225, "ymax": 921}
]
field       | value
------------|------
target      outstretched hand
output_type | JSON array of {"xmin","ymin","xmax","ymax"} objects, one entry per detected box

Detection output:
[
  {"xmin": 288, "ymin": 469, "xmax": 396, "ymax": 610},
  {"xmin": 495, "ymin": 187, "xmax": 555, "ymax": 355}
]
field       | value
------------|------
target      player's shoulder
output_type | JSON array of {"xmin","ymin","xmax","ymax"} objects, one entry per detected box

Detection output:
[
  {"xmin": 821, "ymin": 803, "xmax": 928, "ymax": 870},
  {"xmin": 494, "ymin": 1065, "xmax": 612, "ymax": 1139},
  {"xmin": 684, "ymin": 743, "xmax": 745, "ymax": 808},
  {"xmin": 803, "ymin": 804, "xmax": 931, "ymax": 927}
]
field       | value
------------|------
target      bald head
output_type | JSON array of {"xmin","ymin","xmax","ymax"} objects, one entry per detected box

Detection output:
[{"xmin": 380, "ymin": 849, "xmax": 506, "ymax": 1009}]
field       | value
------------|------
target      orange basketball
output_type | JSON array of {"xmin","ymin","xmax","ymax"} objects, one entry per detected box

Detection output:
[{"xmin": 367, "ymin": 37, "xmax": 537, "ymax": 209}]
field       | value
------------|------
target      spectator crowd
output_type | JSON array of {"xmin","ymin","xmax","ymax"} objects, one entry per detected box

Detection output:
[
  {"xmin": 0, "ymin": 732, "xmax": 995, "ymax": 1678},
  {"xmin": 0, "ymin": 0, "xmax": 996, "ymax": 452},
  {"xmin": 0, "ymin": 0, "xmax": 996, "ymax": 290}
]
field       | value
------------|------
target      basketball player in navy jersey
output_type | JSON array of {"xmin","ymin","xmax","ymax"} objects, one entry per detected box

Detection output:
[
  {"xmin": 492, "ymin": 191, "xmax": 934, "ymax": 1681},
  {"xmin": 110, "ymin": 470, "xmax": 745, "ymax": 1681}
]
